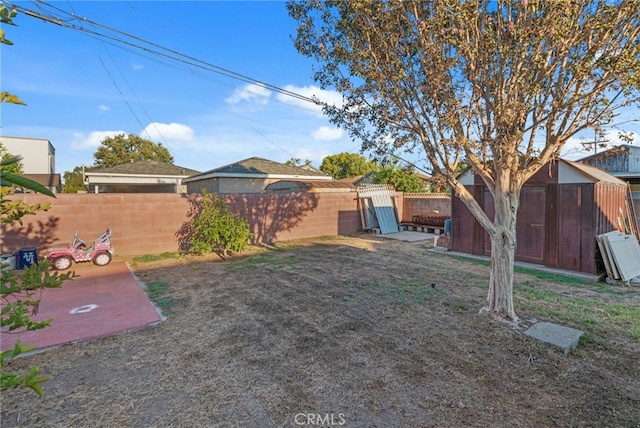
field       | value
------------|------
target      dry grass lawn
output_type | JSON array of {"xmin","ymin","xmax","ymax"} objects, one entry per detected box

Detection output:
[{"xmin": 1, "ymin": 234, "xmax": 639, "ymax": 427}]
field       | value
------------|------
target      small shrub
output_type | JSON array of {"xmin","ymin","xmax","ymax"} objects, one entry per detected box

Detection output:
[{"xmin": 186, "ymin": 189, "xmax": 253, "ymax": 258}]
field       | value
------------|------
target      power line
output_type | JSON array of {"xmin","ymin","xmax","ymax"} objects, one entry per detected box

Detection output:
[
  {"xmin": 100, "ymin": 41, "xmax": 168, "ymax": 145},
  {"xmin": 8, "ymin": 0, "xmax": 325, "ymax": 107},
  {"xmin": 96, "ymin": 54, "xmax": 151, "ymax": 141}
]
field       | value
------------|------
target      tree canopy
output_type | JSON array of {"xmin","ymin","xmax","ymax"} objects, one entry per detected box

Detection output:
[
  {"xmin": 319, "ymin": 152, "xmax": 378, "ymax": 179},
  {"xmin": 373, "ymin": 164, "xmax": 426, "ymax": 193},
  {"xmin": 93, "ymin": 133, "xmax": 174, "ymax": 168},
  {"xmin": 289, "ymin": 0, "xmax": 640, "ymax": 321},
  {"xmin": 62, "ymin": 166, "xmax": 88, "ymax": 193}
]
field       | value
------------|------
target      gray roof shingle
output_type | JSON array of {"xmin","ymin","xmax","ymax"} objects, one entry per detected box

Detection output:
[
  {"xmin": 89, "ymin": 160, "xmax": 200, "ymax": 176},
  {"xmin": 186, "ymin": 157, "xmax": 331, "ymax": 180}
]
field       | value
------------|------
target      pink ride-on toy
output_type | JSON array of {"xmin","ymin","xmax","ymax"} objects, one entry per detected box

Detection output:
[{"xmin": 46, "ymin": 227, "xmax": 115, "ymax": 270}]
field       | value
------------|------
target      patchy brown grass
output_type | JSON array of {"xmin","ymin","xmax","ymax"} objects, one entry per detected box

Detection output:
[{"xmin": 2, "ymin": 235, "xmax": 639, "ymax": 427}]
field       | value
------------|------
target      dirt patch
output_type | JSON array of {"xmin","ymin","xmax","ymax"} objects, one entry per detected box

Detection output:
[{"xmin": 2, "ymin": 235, "xmax": 639, "ymax": 427}]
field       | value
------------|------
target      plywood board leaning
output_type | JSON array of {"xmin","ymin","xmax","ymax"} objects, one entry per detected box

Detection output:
[
  {"xmin": 602, "ymin": 231, "xmax": 640, "ymax": 281},
  {"xmin": 596, "ymin": 234, "xmax": 617, "ymax": 280}
]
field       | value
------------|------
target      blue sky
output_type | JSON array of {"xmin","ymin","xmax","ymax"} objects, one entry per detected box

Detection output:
[
  {"xmin": 1, "ymin": 1, "xmax": 361, "ymax": 174},
  {"xmin": 1, "ymin": 1, "xmax": 638, "ymax": 176}
]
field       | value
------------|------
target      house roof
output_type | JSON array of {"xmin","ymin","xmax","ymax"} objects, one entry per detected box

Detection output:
[
  {"xmin": 577, "ymin": 144, "xmax": 640, "ymax": 179},
  {"xmin": 578, "ymin": 144, "xmax": 636, "ymax": 163},
  {"xmin": 563, "ymin": 159, "xmax": 627, "ymax": 185},
  {"xmin": 339, "ymin": 172, "xmax": 377, "ymax": 186},
  {"xmin": 86, "ymin": 160, "xmax": 200, "ymax": 177},
  {"xmin": 22, "ymin": 174, "xmax": 61, "ymax": 188},
  {"xmin": 184, "ymin": 157, "xmax": 332, "ymax": 182}
]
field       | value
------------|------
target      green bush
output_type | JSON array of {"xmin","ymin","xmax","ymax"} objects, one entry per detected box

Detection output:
[{"xmin": 187, "ymin": 189, "xmax": 253, "ymax": 258}]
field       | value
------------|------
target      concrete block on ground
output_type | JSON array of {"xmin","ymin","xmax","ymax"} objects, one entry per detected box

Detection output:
[{"xmin": 525, "ymin": 322, "xmax": 583, "ymax": 354}]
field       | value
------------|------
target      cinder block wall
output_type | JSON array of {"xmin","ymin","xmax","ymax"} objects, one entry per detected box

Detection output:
[
  {"xmin": 1, "ymin": 192, "xmax": 362, "ymax": 256},
  {"xmin": 401, "ymin": 193, "xmax": 452, "ymax": 222}
]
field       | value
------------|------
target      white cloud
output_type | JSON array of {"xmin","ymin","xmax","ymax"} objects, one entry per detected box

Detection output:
[
  {"xmin": 98, "ymin": 105, "xmax": 110, "ymax": 112},
  {"xmin": 72, "ymin": 130, "xmax": 125, "ymax": 149},
  {"xmin": 132, "ymin": 62, "xmax": 144, "ymax": 71},
  {"xmin": 561, "ymin": 129, "xmax": 639, "ymax": 160},
  {"xmin": 225, "ymin": 83, "xmax": 271, "ymax": 105},
  {"xmin": 311, "ymin": 126, "xmax": 343, "ymax": 141},
  {"xmin": 276, "ymin": 85, "xmax": 344, "ymax": 115},
  {"xmin": 141, "ymin": 122, "xmax": 194, "ymax": 144}
]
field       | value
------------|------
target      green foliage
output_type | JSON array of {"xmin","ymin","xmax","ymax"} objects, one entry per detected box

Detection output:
[
  {"xmin": 145, "ymin": 280, "xmax": 173, "ymax": 315},
  {"xmin": 93, "ymin": 133, "xmax": 174, "ymax": 168},
  {"xmin": 186, "ymin": 189, "xmax": 253, "ymax": 258},
  {"xmin": 1, "ymin": 262, "xmax": 75, "ymax": 332},
  {"xmin": 0, "ymin": 12, "xmax": 74, "ymax": 395},
  {"xmin": 133, "ymin": 252, "xmax": 180, "ymax": 264},
  {"xmin": 0, "ymin": 238, "xmax": 76, "ymax": 397},
  {"xmin": 319, "ymin": 152, "xmax": 378, "ymax": 179},
  {"xmin": 1, "ymin": 341, "xmax": 48, "ymax": 397},
  {"xmin": 0, "ymin": 143, "xmax": 23, "ymax": 177},
  {"xmin": 373, "ymin": 164, "xmax": 426, "ymax": 193},
  {"xmin": 0, "ymin": 197, "xmax": 75, "ymax": 397},
  {"xmin": 62, "ymin": 166, "xmax": 87, "ymax": 193},
  {"xmin": 0, "ymin": 5, "xmax": 17, "ymax": 46},
  {"xmin": 1, "ymin": 7, "xmax": 26, "ymax": 106},
  {"xmin": 1, "ymin": 158, "xmax": 54, "ymax": 225},
  {"xmin": 2, "ymin": 154, "xmax": 52, "ymax": 197}
]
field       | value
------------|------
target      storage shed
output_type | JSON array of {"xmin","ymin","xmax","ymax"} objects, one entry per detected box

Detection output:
[{"xmin": 451, "ymin": 159, "xmax": 629, "ymax": 274}]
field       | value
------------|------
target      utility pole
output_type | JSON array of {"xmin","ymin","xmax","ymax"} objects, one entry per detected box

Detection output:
[{"xmin": 582, "ymin": 129, "xmax": 609, "ymax": 154}]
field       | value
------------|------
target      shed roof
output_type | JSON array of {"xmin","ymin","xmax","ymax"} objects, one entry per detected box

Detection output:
[{"xmin": 184, "ymin": 157, "xmax": 332, "ymax": 182}]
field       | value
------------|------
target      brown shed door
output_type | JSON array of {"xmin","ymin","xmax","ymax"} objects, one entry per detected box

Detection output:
[
  {"xmin": 482, "ymin": 186, "xmax": 546, "ymax": 263},
  {"xmin": 517, "ymin": 187, "xmax": 545, "ymax": 262}
]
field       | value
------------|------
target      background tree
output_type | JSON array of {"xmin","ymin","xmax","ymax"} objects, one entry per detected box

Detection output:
[
  {"xmin": 284, "ymin": 157, "xmax": 313, "ymax": 167},
  {"xmin": 319, "ymin": 152, "xmax": 378, "ymax": 180},
  {"xmin": 62, "ymin": 166, "xmax": 88, "ymax": 193},
  {"xmin": 289, "ymin": 0, "xmax": 640, "ymax": 321},
  {"xmin": 93, "ymin": 133, "xmax": 174, "ymax": 168},
  {"xmin": 373, "ymin": 164, "xmax": 426, "ymax": 193}
]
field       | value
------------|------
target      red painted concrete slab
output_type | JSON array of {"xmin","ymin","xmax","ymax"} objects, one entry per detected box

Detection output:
[{"xmin": 1, "ymin": 261, "xmax": 162, "ymax": 352}]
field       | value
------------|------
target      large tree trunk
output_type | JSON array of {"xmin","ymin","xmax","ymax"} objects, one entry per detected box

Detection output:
[{"xmin": 484, "ymin": 183, "xmax": 520, "ymax": 322}]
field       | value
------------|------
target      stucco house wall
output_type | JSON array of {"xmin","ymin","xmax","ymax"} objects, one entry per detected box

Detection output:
[{"xmin": 1, "ymin": 136, "xmax": 55, "ymax": 174}]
